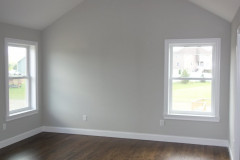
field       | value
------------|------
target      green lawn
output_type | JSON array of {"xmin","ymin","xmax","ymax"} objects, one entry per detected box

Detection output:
[
  {"xmin": 8, "ymin": 81, "xmax": 211, "ymax": 105},
  {"xmin": 9, "ymin": 83, "xmax": 26, "ymax": 100},
  {"xmin": 173, "ymin": 81, "xmax": 211, "ymax": 90},
  {"xmin": 172, "ymin": 81, "xmax": 211, "ymax": 105}
]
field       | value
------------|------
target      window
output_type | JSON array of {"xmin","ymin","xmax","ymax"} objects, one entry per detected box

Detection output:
[
  {"xmin": 164, "ymin": 39, "xmax": 220, "ymax": 121},
  {"xmin": 5, "ymin": 38, "xmax": 38, "ymax": 121}
]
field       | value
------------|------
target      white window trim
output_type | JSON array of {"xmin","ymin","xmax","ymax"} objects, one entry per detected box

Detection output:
[
  {"xmin": 164, "ymin": 38, "xmax": 221, "ymax": 122},
  {"xmin": 5, "ymin": 38, "xmax": 38, "ymax": 121}
]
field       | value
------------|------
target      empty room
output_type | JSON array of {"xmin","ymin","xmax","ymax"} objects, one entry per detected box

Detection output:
[{"xmin": 0, "ymin": 0, "xmax": 240, "ymax": 159}]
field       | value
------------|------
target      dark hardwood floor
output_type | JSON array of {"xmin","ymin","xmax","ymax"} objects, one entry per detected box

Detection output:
[{"xmin": 0, "ymin": 132, "xmax": 229, "ymax": 160}]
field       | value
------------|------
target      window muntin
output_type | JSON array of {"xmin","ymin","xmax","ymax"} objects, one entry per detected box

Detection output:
[
  {"xmin": 164, "ymin": 39, "xmax": 220, "ymax": 121},
  {"xmin": 5, "ymin": 38, "xmax": 38, "ymax": 121}
]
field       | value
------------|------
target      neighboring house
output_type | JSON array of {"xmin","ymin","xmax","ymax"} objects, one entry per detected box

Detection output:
[
  {"xmin": 172, "ymin": 47, "xmax": 212, "ymax": 77},
  {"xmin": 17, "ymin": 57, "xmax": 26, "ymax": 76},
  {"xmin": 9, "ymin": 57, "xmax": 26, "ymax": 88}
]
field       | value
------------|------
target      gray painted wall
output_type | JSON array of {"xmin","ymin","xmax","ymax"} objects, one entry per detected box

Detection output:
[
  {"xmin": 0, "ymin": 22, "xmax": 42, "ymax": 141},
  {"xmin": 42, "ymin": 0, "xmax": 231, "ymax": 139},
  {"xmin": 230, "ymin": 7, "xmax": 240, "ymax": 160}
]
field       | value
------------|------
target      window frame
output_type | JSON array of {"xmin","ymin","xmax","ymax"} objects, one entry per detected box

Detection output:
[
  {"xmin": 5, "ymin": 38, "xmax": 38, "ymax": 121},
  {"xmin": 164, "ymin": 38, "xmax": 221, "ymax": 122}
]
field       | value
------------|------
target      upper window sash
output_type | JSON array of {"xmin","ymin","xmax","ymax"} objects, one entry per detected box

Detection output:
[{"xmin": 8, "ymin": 45, "xmax": 30, "ymax": 78}]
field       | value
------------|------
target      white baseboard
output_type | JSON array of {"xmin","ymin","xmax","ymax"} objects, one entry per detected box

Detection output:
[
  {"xmin": 42, "ymin": 126, "xmax": 229, "ymax": 147},
  {"xmin": 229, "ymin": 146, "xmax": 233, "ymax": 160},
  {"xmin": 0, "ymin": 126, "xmax": 229, "ymax": 150},
  {"xmin": 0, "ymin": 127, "xmax": 43, "ymax": 149}
]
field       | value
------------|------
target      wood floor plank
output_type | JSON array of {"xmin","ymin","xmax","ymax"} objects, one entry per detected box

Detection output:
[{"xmin": 0, "ymin": 132, "xmax": 230, "ymax": 160}]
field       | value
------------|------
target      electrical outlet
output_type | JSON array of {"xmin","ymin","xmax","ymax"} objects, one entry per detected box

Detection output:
[
  {"xmin": 160, "ymin": 120, "xmax": 165, "ymax": 127},
  {"xmin": 83, "ymin": 115, "xmax": 88, "ymax": 121},
  {"xmin": 3, "ymin": 123, "xmax": 6, "ymax": 130}
]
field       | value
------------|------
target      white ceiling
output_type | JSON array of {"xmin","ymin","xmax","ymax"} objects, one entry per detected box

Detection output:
[
  {"xmin": 0, "ymin": 0, "xmax": 239, "ymax": 30},
  {"xmin": 189, "ymin": 0, "xmax": 240, "ymax": 22},
  {"xmin": 0, "ymin": 0, "xmax": 85, "ymax": 30}
]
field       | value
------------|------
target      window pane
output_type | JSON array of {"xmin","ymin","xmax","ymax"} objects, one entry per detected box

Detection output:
[
  {"xmin": 172, "ymin": 80, "xmax": 212, "ymax": 113},
  {"xmin": 8, "ymin": 46, "xmax": 27, "ymax": 77},
  {"xmin": 9, "ymin": 79, "xmax": 28, "ymax": 111},
  {"xmin": 172, "ymin": 46, "xmax": 212, "ymax": 78}
]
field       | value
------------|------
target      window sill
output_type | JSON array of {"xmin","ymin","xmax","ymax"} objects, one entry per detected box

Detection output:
[
  {"xmin": 6, "ymin": 109, "xmax": 38, "ymax": 121},
  {"xmin": 164, "ymin": 114, "xmax": 219, "ymax": 122}
]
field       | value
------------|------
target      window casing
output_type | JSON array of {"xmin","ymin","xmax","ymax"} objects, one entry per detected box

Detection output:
[
  {"xmin": 164, "ymin": 39, "xmax": 220, "ymax": 122},
  {"xmin": 5, "ymin": 38, "xmax": 38, "ymax": 121}
]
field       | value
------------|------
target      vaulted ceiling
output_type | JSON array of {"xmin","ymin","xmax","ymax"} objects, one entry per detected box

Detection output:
[
  {"xmin": 189, "ymin": 0, "xmax": 240, "ymax": 22},
  {"xmin": 0, "ymin": 0, "xmax": 85, "ymax": 30},
  {"xmin": 0, "ymin": 0, "xmax": 239, "ymax": 30}
]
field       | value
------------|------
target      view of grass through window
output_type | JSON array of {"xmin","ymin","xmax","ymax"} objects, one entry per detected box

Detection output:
[
  {"xmin": 9, "ymin": 80, "xmax": 28, "ymax": 111},
  {"xmin": 172, "ymin": 81, "xmax": 211, "ymax": 112}
]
